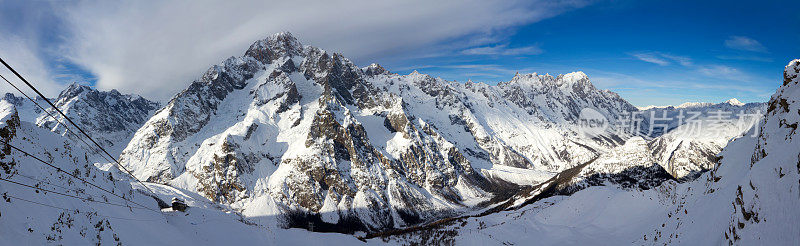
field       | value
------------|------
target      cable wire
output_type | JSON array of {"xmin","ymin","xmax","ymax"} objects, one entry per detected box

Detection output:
[
  {"xmin": 0, "ymin": 177, "xmax": 153, "ymax": 210},
  {"xmin": 3, "ymin": 142, "xmax": 158, "ymax": 212},
  {"xmin": 4, "ymin": 194, "xmax": 163, "ymax": 221}
]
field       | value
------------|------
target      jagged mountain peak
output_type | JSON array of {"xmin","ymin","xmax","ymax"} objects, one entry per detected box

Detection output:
[
  {"xmin": 2, "ymin": 92, "xmax": 26, "ymax": 105},
  {"xmin": 638, "ymin": 98, "xmax": 758, "ymax": 111},
  {"xmin": 508, "ymin": 72, "xmax": 548, "ymax": 84},
  {"xmin": 505, "ymin": 71, "xmax": 592, "ymax": 90},
  {"xmin": 0, "ymin": 30, "xmax": 782, "ymax": 242},
  {"xmin": 783, "ymin": 59, "xmax": 799, "ymax": 86},
  {"xmin": 58, "ymin": 82, "xmax": 93, "ymax": 99},
  {"xmin": 724, "ymin": 98, "xmax": 744, "ymax": 106},
  {"xmin": 362, "ymin": 63, "xmax": 390, "ymax": 76},
  {"xmin": 244, "ymin": 31, "xmax": 304, "ymax": 64},
  {"xmin": 559, "ymin": 70, "xmax": 588, "ymax": 81}
]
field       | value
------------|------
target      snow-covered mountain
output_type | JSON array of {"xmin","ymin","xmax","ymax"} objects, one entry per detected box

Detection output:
[
  {"xmin": 1, "ymin": 83, "xmax": 160, "ymax": 157},
  {"xmin": 115, "ymin": 32, "xmax": 645, "ymax": 232}
]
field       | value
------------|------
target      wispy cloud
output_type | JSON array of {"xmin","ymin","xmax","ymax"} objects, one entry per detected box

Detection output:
[
  {"xmin": 631, "ymin": 51, "xmax": 761, "ymax": 83},
  {"xmin": 630, "ymin": 52, "xmax": 692, "ymax": 66},
  {"xmin": 659, "ymin": 54, "xmax": 693, "ymax": 66},
  {"xmin": 696, "ymin": 65, "xmax": 748, "ymax": 81},
  {"xmin": 724, "ymin": 36, "xmax": 767, "ymax": 52},
  {"xmin": 461, "ymin": 44, "xmax": 543, "ymax": 56},
  {"xmin": 716, "ymin": 55, "xmax": 773, "ymax": 62},
  {"xmin": 631, "ymin": 52, "xmax": 670, "ymax": 66},
  {"xmin": 628, "ymin": 51, "xmax": 761, "ymax": 83}
]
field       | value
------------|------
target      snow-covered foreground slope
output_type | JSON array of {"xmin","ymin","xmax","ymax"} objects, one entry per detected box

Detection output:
[{"xmin": 375, "ymin": 59, "xmax": 800, "ymax": 245}]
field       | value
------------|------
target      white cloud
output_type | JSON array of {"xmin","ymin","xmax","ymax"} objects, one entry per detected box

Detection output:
[
  {"xmin": 724, "ymin": 36, "xmax": 767, "ymax": 52},
  {"xmin": 631, "ymin": 52, "xmax": 670, "ymax": 66},
  {"xmin": 659, "ymin": 54, "xmax": 692, "ymax": 66},
  {"xmin": 696, "ymin": 65, "xmax": 747, "ymax": 80},
  {"xmin": 716, "ymin": 55, "xmax": 773, "ymax": 62},
  {"xmin": 0, "ymin": 36, "xmax": 63, "ymax": 97},
  {"xmin": 628, "ymin": 51, "xmax": 758, "ymax": 84},
  {"xmin": 446, "ymin": 64, "xmax": 516, "ymax": 73},
  {"xmin": 630, "ymin": 52, "xmax": 692, "ymax": 67},
  {"xmin": 54, "ymin": 0, "xmax": 591, "ymax": 101},
  {"xmin": 0, "ymin": 1, "xmax": 72, "ymax": 97},
  {"xmin": 461, "ymin": 44, "xmax": 543, "ymax": 56}
]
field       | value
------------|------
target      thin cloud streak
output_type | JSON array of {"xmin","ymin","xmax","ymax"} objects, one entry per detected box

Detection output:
[
  {"xmin": 630, "ymin": 52, "xmax": 693, "ymax": 67},
  {"xmin": 631, "ymin": 52, "xmax": 670, "ymax": 66},
  {"xmin": 724, "ymin": 36, "xmax": 767, "ymax": 52},
  {"xmin": 461, "ymin": 44, "xmax": 543, "ymax": 56}
]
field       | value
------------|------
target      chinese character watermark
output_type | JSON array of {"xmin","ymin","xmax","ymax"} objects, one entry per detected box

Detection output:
[{"xmin": 577, "ymin": 108, "xmax": 763, "ymax": 139}]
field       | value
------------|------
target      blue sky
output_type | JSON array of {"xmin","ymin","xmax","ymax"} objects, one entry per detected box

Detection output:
[
  {"xmin": 0, "ymin": 0, "xmax": 797, "ymax": 106},
  {"xmin": 388, "ymin": 0, "xmax": 800, "ymax": 106}
]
